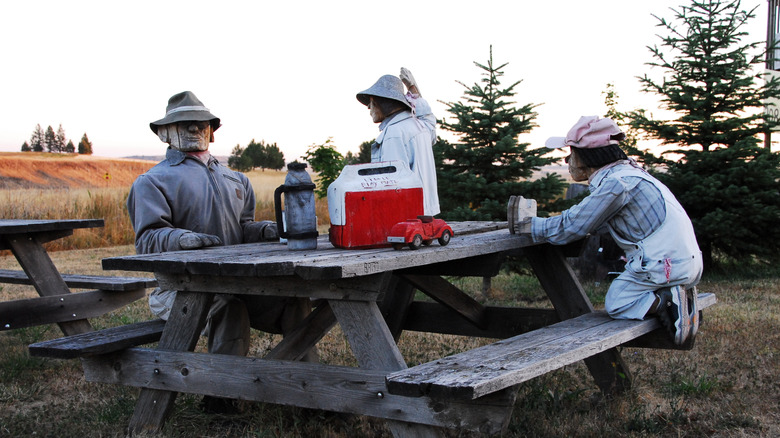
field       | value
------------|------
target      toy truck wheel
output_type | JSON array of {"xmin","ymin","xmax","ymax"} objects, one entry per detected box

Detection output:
[
  {"xmin": 409, "ymin": 234, "xmax": 423, "ymax": 250},
  {"xmin": 438, "ymin": 230, "xmax": 452, "ymax": 246}
]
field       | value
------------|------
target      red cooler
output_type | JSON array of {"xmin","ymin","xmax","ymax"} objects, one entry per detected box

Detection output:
[{"xmin": 328, "ymin": 161, "xmax": 423, "ymax": 249}]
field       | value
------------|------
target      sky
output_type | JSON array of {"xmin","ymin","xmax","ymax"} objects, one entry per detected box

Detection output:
[{"xmin": 0, "ymin": 0, "xmax": 770, "ymax": 161}]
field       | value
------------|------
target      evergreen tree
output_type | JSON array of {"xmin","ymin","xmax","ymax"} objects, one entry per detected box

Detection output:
[
  {"xmin": 228, "ymin": 144, "xmax": 253, "ymax": 172},
  {"xmin": 346, "ymin": 140, "xmax": 372, "ymax": 165},
  {"xmin": 243, "ymin": 139, "xmax": 267, "ymax": 170},
  {"xmin": 627, "ymin": 0, "xmax": 780, "ymax": 267},
  {"xmin": 30, "ymin": 124, "xmax": 44, "ymax": 152},
  {"xmin": 77, "ymin": 133, "xmax": 93, "ymax": 154},
  {"xmin": 44, "ymin": 125, "xmax": 57, "ymax": 153},
  {"xmin": 263, "ymin": 142, "xmax": 286, "ymax": 170},
  {"xmin": 21, "ymin": 141, "xmax": 31, "ymax": 152},
  {"xmin": 55, "ymin": 124, "xmax": 67, "ymax": 153},
  {"xmin": 65, "ymin": 139, "xmax": 75, "ymax": 153},
  {"xmin": 435, "ymin": 47, "xmax": 565, "ymax": 220}
]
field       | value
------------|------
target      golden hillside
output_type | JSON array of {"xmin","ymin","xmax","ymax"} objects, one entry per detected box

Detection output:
[{"xmin": 0, "ymin": 152, "xmax": 156, "ymax": 189}]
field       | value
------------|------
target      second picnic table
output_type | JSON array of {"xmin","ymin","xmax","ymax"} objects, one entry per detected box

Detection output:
[{"xmin": 46, "ymin": 221, "xmax": 712, "ymax": 437}]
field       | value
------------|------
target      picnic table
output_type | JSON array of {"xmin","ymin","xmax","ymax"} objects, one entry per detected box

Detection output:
[
  {"xmin": 0, "ymin": 219, "xmax": 156, "ymax": 335},
  {"xmin": 30, "ymin": 221, "xmax": 714, "ymax": 436}
]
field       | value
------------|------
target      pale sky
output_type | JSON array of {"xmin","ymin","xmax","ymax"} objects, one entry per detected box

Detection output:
[{"xmin": 0, "ymin": 0, "xmax": 770, "ymax": 161}]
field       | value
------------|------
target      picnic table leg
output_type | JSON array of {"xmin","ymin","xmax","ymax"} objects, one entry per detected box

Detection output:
[
  {"xmin": 128, "ymin": 291, "xmax": 213, "ymax": 434},
  {"xmin": 330, "ymin": 300, "xmax": 445, "ymax": 438},
  {"xmin": 525, "ymin": 244, "xmax": 632, "ymax": 394},
  {"xmin": 378, "ymin": 275, "xmax": 416, "ymax": 342},
  {"xmin": 7, "ymin": 233, "xmax": 92, "ymax": 335}
]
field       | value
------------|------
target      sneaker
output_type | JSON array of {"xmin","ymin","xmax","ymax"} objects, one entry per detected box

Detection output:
[
  {"xmin": 687, "ymin": 286, "xmax": 699, "ymax": 340},
  {"xmin": 656, "ymin": 285, "xmax": 690, "ymax": 346}
]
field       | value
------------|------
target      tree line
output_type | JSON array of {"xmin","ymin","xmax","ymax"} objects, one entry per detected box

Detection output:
[
  {"xmin": 231, "ymin": 0, "xmax": 779, "ymax": 270},
  {"xmin": 20, "ymin": 124, "xmax": 93, "ymax": 154},
  {"xmin": 228, "ymin": 139, "xmax": 285, "ymax": 172}
]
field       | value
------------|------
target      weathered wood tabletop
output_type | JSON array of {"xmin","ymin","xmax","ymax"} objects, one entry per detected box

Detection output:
[
  {"xmin": 95, "ymin": 221, "xmax": 630, "ymax": 437},
  {"xmin": 0, "ymin": 219, "xmax": 105, "ymax": 334}
]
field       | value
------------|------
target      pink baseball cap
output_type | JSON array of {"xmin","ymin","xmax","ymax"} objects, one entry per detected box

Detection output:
[{"xmin": 545, "ymin": 116, "xmax": 625, "ymax": 149}]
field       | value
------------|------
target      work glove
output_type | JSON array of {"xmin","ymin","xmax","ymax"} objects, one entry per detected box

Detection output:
[
  {"xmin": 507, "ymin": 195, "xmax": 537, "ymax": 235},
  {"xmin": 513, "ymin": 217, "xmax": 533, "ymax": 235},
  {"xmin": 179, "ymin": 232, "xmax": 223, "ymax": 250},
  {"xmin": 243, "ymin": 220, "xmax": 279, "ymax": 243},
  {"xmin": 400, "ymin": 67, "xmax": 421, "ymax": 97}
]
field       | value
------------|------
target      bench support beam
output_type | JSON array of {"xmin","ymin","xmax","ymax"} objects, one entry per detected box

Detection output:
[{"xmin": 525, "ymin": 244, "xmax": 632, "ymax": 394}]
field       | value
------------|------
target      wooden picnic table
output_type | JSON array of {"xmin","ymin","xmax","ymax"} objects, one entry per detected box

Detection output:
[
  {"xmin": 70, "ymin": 221, "xmax": 709, "ymax": 436},
  {"xmin": 0, "ymin": 219, "xmax": 156, "ymax": 335}
]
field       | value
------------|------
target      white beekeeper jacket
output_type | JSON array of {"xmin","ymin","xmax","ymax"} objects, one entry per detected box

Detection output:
[{"xmin": 371, "ymin": 97, "xmax": 440, "ymax": 216}]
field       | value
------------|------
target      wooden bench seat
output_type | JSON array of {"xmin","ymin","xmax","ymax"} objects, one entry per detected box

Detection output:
[
  {"xmin": 28, "ymin": 319, "xmax": 166, "ymax": 359},
  {"xmin": 0, "ymin": 270, "xmax": 157, "ymax": 331},
  {"xmin": 386, "ymin": 292, "xmax": 716, "ymax": 400},
  {"xmin": 0, "ymin": 269, "xmax": 157, "ymax": 291}
]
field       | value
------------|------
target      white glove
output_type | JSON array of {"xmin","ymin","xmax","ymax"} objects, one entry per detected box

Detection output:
[
  {"xmin": 179, "ymin": 232, "xmax": 222, "ymax": 250},
  {"xmin": 508, "ymin": 196, "xmax": 537, "ymax": 235},
  {"xmin": 400, "ymin": 67, "xmax": 421, "ymax": 97},
  {"xmin": 513, "ymin": 217, "xmax": 533, "ymax": 235}
]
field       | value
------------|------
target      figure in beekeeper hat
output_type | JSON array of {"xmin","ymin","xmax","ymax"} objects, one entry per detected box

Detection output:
[
  {"xmin": 127, "ymin": 91, "xmax": 317, "ymax": 414},
  {"xmin": 513, "ymin": 115, "xmax": 703, "ymax": 346},
  {"xmin": 357, "ymin": 68, "xmax": 440, "ymax": 216}
]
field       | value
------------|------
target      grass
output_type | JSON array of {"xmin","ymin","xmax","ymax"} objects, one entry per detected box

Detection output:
[
  {"xmin": 1, "ymin": 154, "xmax": 778, "ymax": 436},
  {"xmin": 1, "ymin": 245, "xmax": 779, "ymax": 437}
]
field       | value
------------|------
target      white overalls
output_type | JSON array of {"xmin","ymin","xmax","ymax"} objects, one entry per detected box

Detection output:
[{"xmin": 605, "ymin": 167, "xmax": 703, "ymax": 319}]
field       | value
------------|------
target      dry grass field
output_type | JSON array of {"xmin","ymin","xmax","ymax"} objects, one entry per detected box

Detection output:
[{"xmin": 0, "ymin": 153, "xmax": 778, "ymax": 437}]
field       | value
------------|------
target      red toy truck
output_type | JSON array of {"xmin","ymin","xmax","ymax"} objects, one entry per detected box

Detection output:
[{"xmin": 387, "ymin": 216, "xmax": 453, "ymax": 250}]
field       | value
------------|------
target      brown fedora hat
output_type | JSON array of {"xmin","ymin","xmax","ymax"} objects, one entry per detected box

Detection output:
[{"xmin": 150, "ymin": 91, "xmax": 221, "ymax": 134}]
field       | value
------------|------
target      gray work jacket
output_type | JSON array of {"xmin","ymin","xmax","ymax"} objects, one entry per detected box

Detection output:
[{"xmin": 127, "ymin": 148, "xmax": 256, "ymax": 255}]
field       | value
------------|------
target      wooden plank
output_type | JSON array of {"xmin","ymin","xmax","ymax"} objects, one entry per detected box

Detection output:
[
  {"xmin": 129, "ymin": 291, "xmax": 213, "ymax": 434},
  {"xmin": 28, "ymin": 319, "xmax": 165, "ymax": 358},
  {"xmin": 0, "ymin": 219, "xmax": 103, "ymax": 234},
  {"xmin": 397, "ymin": 253, "xmax": 505, "ymax": 277},
  {"xmin": 81, "ymin": 348, "xmax": 515, "ymax": 435},
  {"xmin": 7, "ymin": 234, "xmax": 93, "ymax": 335},
  {"xmin": 377, "ymin": 275, "xmax": 416, "ymax": 341},
  {"xmin": 295, "ymin": 230, "xmax": 535, "ymax": 280},
  {"xmin": 265, "ymin": 301, "xmax": 337, "ymax": 361},
  {"xmin": 1, "ymin": 288, "xmax": 146, "ymax": 332},
  {"xmin": 102, "ymin": 227, "xmax": 534, "ymax": 281},
  {"xmin": 330, "ymin": 300, "xmax": 446, "ymax": 437},
  {"xmin": 525, "ymin": 244, "xmax": 631, "ymax": 394},
  {"xmin": 400, "ymin": 275, "xmax": 487, "ymax": 329},
  {"xmin": 155, "ymin": 273, "xmax": 385, "ymax": 301},
  {"xmin": 387, "ymin": 294, "xmax": 717, "ymax": 400},
  {"xmin": 402, "ymin": 302, "xmax": 559, "ymax": 339},
  {"xmin": 0, "ymin": 269, "xmax": 157, "ymax": 291}
]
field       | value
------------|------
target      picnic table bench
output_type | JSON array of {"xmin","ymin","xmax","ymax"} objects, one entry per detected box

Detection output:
[
  {"xmin": 0, "ymin": 219, "xmax": 157, "ymax": 334},
  {"xmin": 28, "ymin": 221, "xmax": 715, "ymax": 437}
]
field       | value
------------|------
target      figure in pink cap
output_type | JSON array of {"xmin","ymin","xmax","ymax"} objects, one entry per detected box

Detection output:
[{"xmin": 514, "ymin": 116, "xmax": 703, "ymax": 346}]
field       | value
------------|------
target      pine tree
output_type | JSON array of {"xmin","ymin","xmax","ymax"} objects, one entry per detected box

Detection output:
[
  {"xmin": 263, "ymin": 143, "xmax": 286, "ymax": 170},
  {"xmin": 228, "ymin": 144, "xmax": 253, "ymax": 172},
  {"xmin": 30, "ymin": 124, "xmax": 44, "ymax": 152},
  {"xmin": 77, "ymin": 133, "xmax": 93, "ymax": 154},
  {"xmin": 55, "ymin": 124, "xmax": 67, "ymax": 153},
  {"xmin": 435, "ymin": 47, "xmax": 565, "ymax": 220},
  {"xmin": 65, "ymin": 139, "xmax": 75, "ymax": 153},
  {"xmin": 627, "ymin": 0, "xmax": 780, "ymax": 267},
  {"xmin": 21, "ymin": 141, "xmax": 31, "ymax": 152},
  {"xmin": 44, "ymin": 126, "xmax": 57, "ymax": 153}
]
